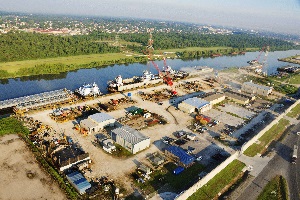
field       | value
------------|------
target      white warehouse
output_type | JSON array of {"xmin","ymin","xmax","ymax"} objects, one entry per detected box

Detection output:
[
  {"xmin": 241, "ymin": 81, "xmax": 272, "ymax": 96},
  {"xmin": 80, "ymin": 113, "xmax": 116, "ymax": 134},
  {"xmin": 111, "ymin": 125, "xmax": 150, "ymax": 154},
  {"xmin": 178, "ymin": 97, "xmax": 211, "ymax": 114}
]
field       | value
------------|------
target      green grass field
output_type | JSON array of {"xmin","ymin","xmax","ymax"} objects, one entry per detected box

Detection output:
[
  {"xmin": 244, "ymin": 118, "xmax": 290, "ymax": 157},
  {"xmin": 257, "ymin": 175, "xmax": 288, "ymax": 200},
  {"xmin": 288, "ymin": 74, "xmax": 300, "ymax": 84},
  {"xmin": 287, "ymin": 103, "xmax": 300, "ymax": 118},
  {"xmin": 0, "ymin": 117, "xmax": 30, "ymax": 136},
  {"xmin": 0, "ymin": 53, "xmax": 132, "ymax": 73},
  {"xmin": 187, "ymin": 160, "xmax": 245, "ymax": 200},
  {"xmin": 135, "ymin": 162, "xmax": 204, "ymax": 195}
]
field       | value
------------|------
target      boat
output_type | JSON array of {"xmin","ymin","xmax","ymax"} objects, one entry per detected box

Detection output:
[
  {"xmin": 107, "ymin": 71, "xmax": 162, "ymax": 93},
  {"xmin": 277, "ymin": 65, "xmax": 300, "ymax": 73},
  {"xmin": 162, "ymin": 66, "xmax": 189, "ymax": 79},
  {"xmin": 247, "ymin": 60, "xmax": 259, "ymax": 65},
  {"xmin": 75, "ymin": 83, "xmax": 101, "ymax": 97}
]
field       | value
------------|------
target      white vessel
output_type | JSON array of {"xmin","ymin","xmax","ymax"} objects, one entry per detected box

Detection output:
[{"xmin": 76, "ymin": 83, "xmax": 101, "ymax": 97}]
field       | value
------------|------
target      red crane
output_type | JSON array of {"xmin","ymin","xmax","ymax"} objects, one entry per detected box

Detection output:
[
  {"xmin": 248, "ymin": 45, "xmax": 269, "ymax": 65},
  {"xmin": 144, "ymin": 32, "xmax": 177, "ymax": 95}
]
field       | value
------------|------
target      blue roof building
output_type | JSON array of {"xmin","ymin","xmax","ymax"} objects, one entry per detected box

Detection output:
[
  {"xmin": 165, "ymin": 146, "xmax": 195, "ymax": 168},
  {"xmin": 66, "ymin": 171, "xmax": 91, "ymax": 194}
]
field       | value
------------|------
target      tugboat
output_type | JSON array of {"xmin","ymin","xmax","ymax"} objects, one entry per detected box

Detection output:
[
  {"xmin": 139, "ymin": 70, "xmax": 160, "ymax": 82},
  {"xmin": 76, "ymin": 83, "xmax": 101, "ymax": 97},
  {"xmin": 107, "ymin": 75, "xmax": 124, "ymax": 93}
]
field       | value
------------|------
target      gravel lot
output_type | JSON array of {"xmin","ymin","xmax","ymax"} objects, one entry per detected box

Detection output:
[
  {"xmin": 27, "ymin": 86, "xmax": 206, "ymax": 194},
  {"xmin": 218, "ymin": 104, "xmax": 256, "ymax": 119},
  {"xmin": 205, "ymin": 109, "xmax": 244, "ymax": 127}
]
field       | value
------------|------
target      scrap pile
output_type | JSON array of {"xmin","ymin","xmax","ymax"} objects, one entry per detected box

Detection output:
[
  {"xmin": 121, "ymin": 107, "xmax": 167, "ymax": 130},
  {"xmin": 176, "ymin": 80, "xmax": 203, "ymax": 93},
  {"xmin": 49, "ymin": 105, "xmax": 90, "ymax": 123},
  {"xmin": 98, "ymin": 97, "xmax": 135, "ymax": 112},
  {"xmin": 139, "ymin": 89, "xmax": 173, "ymax": 102}
]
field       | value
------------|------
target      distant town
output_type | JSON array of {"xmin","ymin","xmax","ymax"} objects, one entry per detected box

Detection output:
[{"xmin": 0, "ymin": 11, "xmax": 299, "ymax": 44}]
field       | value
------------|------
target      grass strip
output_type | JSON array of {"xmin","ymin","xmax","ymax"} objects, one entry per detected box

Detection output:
[
  {"xmin": 187, "ymin": 159, "xmax": 245, "ymax": 200},
  {"xmin": 286, "ymin": 103, "xmax": 300, "ymax": 118},
  {"xmin": 257, "ymin": 175, "xmax": 289, "ymax": 200},
  {"xmin": 244, "ymin": 118, "xmax": 290, "ymax": 157}
]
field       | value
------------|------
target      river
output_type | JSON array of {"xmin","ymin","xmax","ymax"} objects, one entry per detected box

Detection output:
[{"xmin": 1, "ymin": 50, "xmax": 300, "ymax": 101}]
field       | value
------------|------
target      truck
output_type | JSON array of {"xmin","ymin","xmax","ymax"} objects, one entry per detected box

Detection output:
[{"xmin": 292, "ymin": 145, "xmax": 298, "ymax": 164}]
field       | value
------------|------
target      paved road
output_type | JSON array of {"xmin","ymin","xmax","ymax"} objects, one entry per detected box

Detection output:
[{"xmin": 236, "ymin": 122, "xmax": 300, "ymax": 200}]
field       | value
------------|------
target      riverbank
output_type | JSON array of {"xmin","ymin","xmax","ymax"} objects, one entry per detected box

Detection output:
[
  {"xmin": 0, "ymin": 47, "xmax": 253, "ymax": 79},
  {"xmin": 278, "ymin": 54, "xmax": 300, "ymax": 65},
  {"xmin": 0, "ymin": 52, "xmax": 148, "ymax": 79}
]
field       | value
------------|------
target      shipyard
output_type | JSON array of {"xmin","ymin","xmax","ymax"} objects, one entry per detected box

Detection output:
[
  {"xmin": 1, "ymin": 47, "xmax": 300, "ymax": 199},
  {"xmin": 1, "ymin": 4, "xmax": 300, "ymax": 200}
]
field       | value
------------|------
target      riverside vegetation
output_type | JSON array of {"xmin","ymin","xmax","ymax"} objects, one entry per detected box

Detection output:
[{"xmin": 0, "ymin": 31, "xmax": 296, "ymax": 79}]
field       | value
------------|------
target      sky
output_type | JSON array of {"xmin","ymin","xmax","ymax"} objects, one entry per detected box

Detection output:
[{"xmin": 0, "ymin": 0, "xmax": 300, "ymax": 35}]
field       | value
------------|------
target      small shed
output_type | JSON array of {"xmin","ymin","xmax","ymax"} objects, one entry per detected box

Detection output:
[
  {"xmin": 102, "ymin": 139, "xmax": 116, "ymax": 154},
  {"xmin": 66, "ymin": 171, "xmax": 91, "ymax": 194},
  {"xmin": 165, "ymin": 146, "xmax": 195, "ymax": 168},
  {"xmin": 138, "ymin": 164, "xmax": 152, "ymax": 175},
  {"xmin": 173, "ymin": 166, "xmax": 184, "ymax": 175}
]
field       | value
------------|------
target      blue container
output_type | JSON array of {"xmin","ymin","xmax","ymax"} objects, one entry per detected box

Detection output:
[{"xmin": 173, "ymin": 166, "xmax": 184, "ymax": 175}]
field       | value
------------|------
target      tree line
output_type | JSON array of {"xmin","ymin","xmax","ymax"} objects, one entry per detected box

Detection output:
[
  {"xmin": 0, "ymin": 31, "xmax": 295, "ymax": 63},
  {"xmin": 0, "ymin": 31, "xmax": 120, "ymax": 62},
  {"xmin": 118, "ymin": 32, "xmax": 294, "ymax": 51}
]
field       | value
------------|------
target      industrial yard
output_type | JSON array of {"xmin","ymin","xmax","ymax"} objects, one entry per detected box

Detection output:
[{"xmin": 0, "ymin": 64, "xmax": 298, "ymax": 200}]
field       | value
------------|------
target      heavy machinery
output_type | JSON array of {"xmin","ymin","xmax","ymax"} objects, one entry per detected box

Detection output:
[
  {"xmin": 247, "ymin": 45, "xmax": 269, "ymax": 66},
  {"xmin": 145, "ymin": 32, "xmax": 177, "ymax": 95}
]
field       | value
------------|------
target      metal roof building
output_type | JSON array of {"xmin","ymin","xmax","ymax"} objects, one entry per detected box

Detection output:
[
  {"xmin": 66, "ymin": 171, "xmax": 91, "ymax": 194},
  {"xmin": 178, "ymin": 97, "xmax": 212, "ymax": 114},
  {"xmin": 165, "ymin": 146, "xmax": 195, "ymax": 168},
  {"xmin": 225, "ymin": 91, "xmax": 250, "ymax": 105},
  {"xmin": 111, "ymin": 125, "xmax": 150, "ymax": 154},
  {"xmin": 203, "ymin": 93, "xmax": 226, "ymax": 105},
  {"xmin": 241, "ymin": 81, "xmax": 272, "ymax": 96},
  {"xmin": 0, "ymin": 89, "xmax": 71, "ymax": 110},
  {"xmin": 80, "ymin": 113, "xmax": 116, "ymax": 134}
]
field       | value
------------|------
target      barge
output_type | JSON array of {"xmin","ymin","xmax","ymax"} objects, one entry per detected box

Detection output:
[
  {"xmin": 107, "ymin": 71, "xmax": 162, "ymax": 93},
  {"xmin": 277, "ymin": 65, "xmax": 300, "ymax": 73}
]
